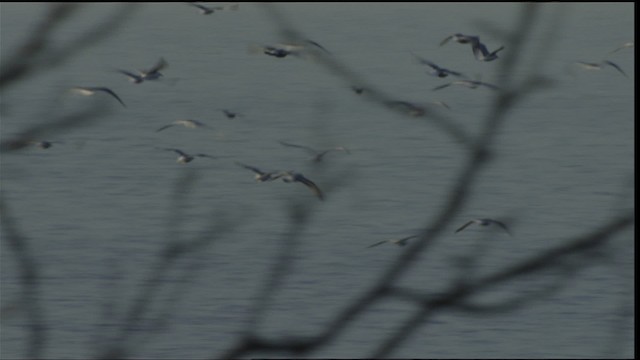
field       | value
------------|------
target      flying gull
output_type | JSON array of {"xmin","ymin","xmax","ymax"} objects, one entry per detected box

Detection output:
[
  {"xmin": 432, "ymin": 79, "xmax": 500, "ymax": 91},
  {"xmin": 272, "ymin": 171, "xmax": 324, "ymax": 200},
  {"xmin": 118, "ymin": 57, "xmax": 168, "ymax": 84},
  {"xmin": 411, "ymin": 53, "xmax": 466, "ymax": 78},
  {"xmin": 367, "ymin": 235, "xmax": 418, "ymax": 248},
  {"xmin": 160, "ymin": 148, "xmax": 215, "ymax": 163},
  {"xmin": 278, "ymin": 141, "xmax": 350, "ymax": 162},
  {"xmin": 440, "ymin": 33, "xmax": 504, "ymax": 61},
  {"xmin": 235, "ymin": 161, "xmax": 280, "ymax": 182},
  {"xmin": 156, "ymin": 119, "xmax": 208, "ymax": 132},
  {"xmin": 70, "ymin": 86, "xmax": 126, "ymax": 108},
  {"xmin": 574, "ymin": 60, "xmax": 628, "ymax": 78},
  {"xmin": 455, "ymin": 219, "xmax": 511, "ymax": 236}
]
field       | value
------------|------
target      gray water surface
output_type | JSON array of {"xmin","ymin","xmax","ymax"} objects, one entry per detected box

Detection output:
[{"xmin": 1, "ymin": 3, "xmax": 634, "ymax": 359}]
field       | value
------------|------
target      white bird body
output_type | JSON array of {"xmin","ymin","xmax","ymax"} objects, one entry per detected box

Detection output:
[{"xmin": 156, "ymin": 119, "xmax": 207, "ymax": 132}]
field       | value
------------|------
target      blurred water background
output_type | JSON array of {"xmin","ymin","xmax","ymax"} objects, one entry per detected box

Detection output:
[{"xmin": 0, "ymin": 3, "xmax": 634, "ymax": 359}]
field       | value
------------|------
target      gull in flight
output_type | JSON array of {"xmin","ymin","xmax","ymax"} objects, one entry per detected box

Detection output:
[
  {"xmin": 350, "ymin": 86, "xmax": 366, "ymax": 95},
  {"xmin": 187, "ymin": 2, "xmax": 214, "ymax": 14},
  {"xmin": 70, "ymin": 86, "xmax": 126, "ymax": 108},
  {"xmin": 160, "ymin": 148, "xmax": 216, "ymax": 163},
  {"xmin": 574, "ymin": 60, "xmax": 628, "ymax": 78},
  {"xmin": 235, "ymin": 163, "xmax": 323, "ymax": 200},
  {"xmin": 272, "ymin": 171, "xmax": 324, "ymax": 200},
  {"xmin": 186, "ymin": 2, "xmax": 239, "ymax": 15},
  {"xmin": 432, "ymin": 79, "xmax": 500, "ymax": 91},
  {"xmin": 367, "ymin": 235, "xmax": 418, "ymax": 248},
  {"xmin": 455, "ymin": 219, "xmax": 511, "ymax": 236},
  {"xmin": 440, "ymin": 33, "xmax": 480, "ymax": 46},
  {"xmin": 471, "ymin": 42, "xmax": 505, "ymax": 62},
  {"xmin": 156, "ymin": 119, "xmax": 208, "ymax": 132},
  {"xmin": 235, "ymin": 161, "xmax": 279, "ymax": 182},
  {"xmin": 609, "ymin": 41, "xmax": 633, "ymax": 54},
  {"xmin": 118, "ymin": 58, "xmax": 168, "ymax": 84},
  {"xmin": 28, "ymin": 140, "xmax": 62, "ymax": 149},
  {"xmin": 440, "ymin": 33, "xmax": 504, "ymax": 61},
  {"xmin": 253, "ymin": 39, "xmax": 330, "ymax": 59},
  {"xmin": 220, "ymin": 109, "xmax": 243, "ymax": 119},
  {"xmin": 411, "ymin": 53, "xmax": 466, "ymax": 78},
  {"xmin": 278, "ymin": 141, "xmax": 350, "ymax": 162}
]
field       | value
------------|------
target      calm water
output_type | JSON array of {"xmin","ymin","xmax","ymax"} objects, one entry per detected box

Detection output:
[{"xmin": 1, "ymin": 3, "xmax": 634, "ymax": 359}]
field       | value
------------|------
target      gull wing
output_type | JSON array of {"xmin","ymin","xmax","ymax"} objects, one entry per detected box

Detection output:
[
  {"xmin": 454, "ymin": 220, "xmax": 475, "ymax": 233},
  {"xmin": 367, "ymin": 240, "xmax": 389, "ymax": 248},
  {"xmin": 146, "ymin": 57, "xmax": 168, "ymax": 74},
  {"xmin": 156, "ymin": 124, "xmax": 175, "ymax": 132},
  {"xmin": 490, "ymin": 220, "xmax": 512, "ymax": 236},
  {"xmin": 294, "ymin": 174, "xmax": 324, "ymax": 200},
  {"xmin": 163, "ymin": 148, "xmax": 188, "ymax": 157},
  {"xmin": 278, "ymin": 141, "xmax": 319, "ymax": 155},
  {"xmin": 439, "ymin": 35, "xmax": 454, "ymax": 47},
  {"xmin": 117, "ymin": 69, "xmax": 143, "ymax": 83},
  {"xmin": 94, "ymin": 87, "xmax": 126, "ymax": 107},
  {"xmin": 235, "ymin": 161, "xmax": 266, "ymax": 176},
  {"xmin": 432, "ymin": 83, "xmax": 452, "ymax": 91},
  {"xmin": 603, "ymin": 60, "xmax": 628, "ymax": 77}
]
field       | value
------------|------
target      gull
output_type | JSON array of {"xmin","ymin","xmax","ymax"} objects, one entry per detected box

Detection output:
[
  {"xmin": 385, "ymin": 100, "xmax": 427, "ymax": 117},
  {"xmin": 278, "ymin": 141, "xmax": 350, "ymax": 162},
  {"xmin": 272, "ymin": 171, "xmax": 324, "ymax": 200},
  {"xmin": 574, "ymin": 60, "xmax": 628, "ymax": 78},
  {"xmin": 220, "ymin": 109, "xmax": 243, "ymax": 119},
  {"xmin": 609, "ymin": 41, "xmax": 633, "ymax": 54},
  {"xmin": 350, "ymin": 86, "xmax": 366, "ymax": 95},
  {"xmin": 471, "ymin": 42, "xmax": 504, "ymax": 62},
  {"xmin": 156, "ymin": 119, "xmax": 208, "ymax": 132},
  {"xmin": 28, "ymin": 140, "xmax": 62, "ymax": 149},
  {"xmin": 186, "ymin": 2, "xmax": 214, "ymax": 15},
  {"xmin": 367, "ymin": 235, "xmax": 418, "ymax": 248},
  {"xmin": 160, "ymin": 148, "xmax": 215, "ymax": 163},
  {"xmin": 254, "ymin": 39, "xmax": 330, "ymax": 59},
  {"xmin": 70, "ymin": 86, "xmax": 126, "ymax": 108},
  {"xmin": 235, "ymin": 161, "xmax": 279, "ymax": 182},
  {"xmin": 411, "ymin": 53, "xmax": 466, "ymax": 78},
  {"xmin": 455, "ymin": 219, "xmax": 511, "ymax": 236},
  {"xmin": 118, "ymin": 58, "xmax": 168, "ymax": 84},
  {"xmin": 439, "ymin": 33, "xmax": 480, "ymax": 47},
  {"xmin": 432, "ymin": 79, "xmax": 500, "ymax": 91},
  {"xmin": 440, "ymin": 33, "xmax": 504, "ymax": 61}
]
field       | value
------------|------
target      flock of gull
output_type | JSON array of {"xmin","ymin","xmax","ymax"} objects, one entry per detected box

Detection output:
[{"xmin": 21, "ymin": 5, "xmax": 633, "ymax": 247}]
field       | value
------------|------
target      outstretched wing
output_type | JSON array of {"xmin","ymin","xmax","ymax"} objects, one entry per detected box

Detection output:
[
  {"xmin": 367, "ymin": 240, "xmax": 389, "ymax": 248},
  {"xmin": 294, "ymin": 174, "xmax": 324, "ymax": 200},
  {"xmin": 490, "ymin": 220, "xmax": 512, "ymax": 236},
  {"xmin": 156, "ymin": 124, "xmax": 175, "ymax": 132},
  {"xmin": 603, "ymin": 60, "xmax": 628, "ymax": 78},
  {"xmin": 147, "ymin": 57, "xmax": 168, "ymax": 74},
  {"xmin": 454, "ymin": 221, "xmax": 475, "ymax": 233},
  {"xmin": 235, "ymin": 161, "xmax": 265, "ymax": 175},
  {"xmin": 439, "ymin": 35, "xmax": 454, "ymax": 47},
  {"xmin": 278, "ymin": 141, "xmax": 318, "ymax": 155},
  {"xmin": 95, "ymin": 87, "xmax": 126, "ymax": 108},
  {"xmin": 432, "ymin": 83, "xmax": 452, "ymax": 91}
]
